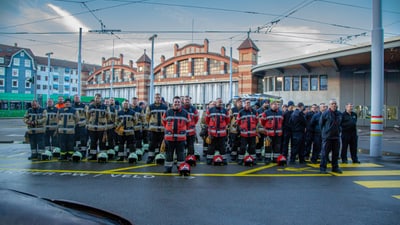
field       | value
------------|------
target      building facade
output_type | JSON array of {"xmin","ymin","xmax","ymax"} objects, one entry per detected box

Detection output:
[
  {"xmin": 252, "ymin": 37, "xmax": 400, "ymax": 127},
  {"xmin": 85, "ymin": 38, "xmax": 262, "ymax": 106},
  {"xmin": 0, "ymin": 44, "xmax": 36, "ymax": 94}
]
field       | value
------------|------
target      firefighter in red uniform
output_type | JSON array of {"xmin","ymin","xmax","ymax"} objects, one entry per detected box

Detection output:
[
  {"xmin": 260, "ymin": 100, "xmax": 284, "ymax": 164},
  {"xmin": 162, "ymin": 96, "xmax": 190, "ymax": 173},
  {"xmin": 205, "ymin": 98, "xmax": 230, "ymax": 165},
  {"xmin": 236, "ymin": 99, "xmax": 259, "ymax": 165},
  {"xmin": 182, "ymin": 96, "xmax": 199, "ymax": 156}
]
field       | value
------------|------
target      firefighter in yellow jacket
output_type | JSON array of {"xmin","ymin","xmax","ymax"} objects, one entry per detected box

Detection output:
[
  {"xmin": 24, "ymin": 100, "xmax": 47, "ymax": 160},
  {"xmin": 116, "ymin": 100, "xmax": 137, "ymax": 161},
  {"xmin": 86, "ymin": 93, "xmax": 110, "ymax": 160},
  {"xmin": 145, "ymin": 93, "xmax": 168, "ymax": 163},
  {"xmin": 56, "ymin": 98, "xmax": 79, "ymax": 160}
]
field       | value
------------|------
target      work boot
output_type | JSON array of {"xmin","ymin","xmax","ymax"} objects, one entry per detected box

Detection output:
[
  {"xmin": 164, "ymin": 167, "xmax": 172, "ymax": 174},
  {"xmin": 28, "ymin": 153, "xmax": 38, "ymax": 160},
  {"xmin": 146, "ymin": 156, "xmax": 154, "ymax": 164}
]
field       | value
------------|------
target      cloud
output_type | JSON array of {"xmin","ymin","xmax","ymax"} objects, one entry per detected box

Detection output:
[{"xmin": 47, "ymin": 3, "xmax": 90, "ymax": 32}]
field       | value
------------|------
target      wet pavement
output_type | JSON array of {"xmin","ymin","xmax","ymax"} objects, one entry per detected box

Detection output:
[{"xmin": 0, "ymin": 119, "xmax": 399, "ymax": 225}]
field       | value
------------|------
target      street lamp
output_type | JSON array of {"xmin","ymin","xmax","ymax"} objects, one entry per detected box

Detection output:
[
  {"xmin": 149, "ymin": 34, "xmax": 157, "ymax": 103},
  {"xmin": 45, "ymin": 52, "xmax": 53, "ymax": 100}
]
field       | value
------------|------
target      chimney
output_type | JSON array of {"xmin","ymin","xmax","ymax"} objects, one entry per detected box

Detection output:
[
  {"xmin": 129, "ymin": 60, "xmax": 133, "ymax": 68},
  {"xmin": 120, "ymin": 53, "xmax": 124, "ymax": 64},
  {"xmin": 14, "ymin": 43, "xmax": 18, "ymax": 47}
]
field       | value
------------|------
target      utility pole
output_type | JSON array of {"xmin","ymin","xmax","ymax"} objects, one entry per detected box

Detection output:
[
  {"xmin": 149, "ymin": 34, "xmax": 157, "ymax": 104},
  {"xmin": 370, "ymin": 0, "xmax": 384, "ymax": 157},
  {"xmin": 77, "ymin": 27, "xmax": 82, "ymax": 96}
]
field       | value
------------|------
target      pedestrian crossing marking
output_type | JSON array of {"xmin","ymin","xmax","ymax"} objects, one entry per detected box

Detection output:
[
  {"xmin": 392, "ymin": 195, "xmax": 400, "ymax": 199},
  {"xmin": 307, "ymin": 163, "xmax": 383, "ymax": 168},
  {"xmin": 354, "ymin": 180, "xmax": 400, "ymax": 188}
]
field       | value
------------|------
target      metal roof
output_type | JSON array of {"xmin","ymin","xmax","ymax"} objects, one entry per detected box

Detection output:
[{"xmin": 252, "ymin": 36, "xmax": 400, "ymax": 74}]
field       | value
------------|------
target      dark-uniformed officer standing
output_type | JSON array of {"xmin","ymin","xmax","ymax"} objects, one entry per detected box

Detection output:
[
  {"xmin": 340, "ymin": 102, "xmax": 360, "ymax": 164},
  {"xmin": 319, "ymin": 99, "xmax": 343, "ymax": 173}
]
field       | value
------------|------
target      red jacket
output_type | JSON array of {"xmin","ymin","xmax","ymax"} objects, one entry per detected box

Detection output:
[
  {"xmin": 260, "ymin": 108, "xmax": 283, "ymax": 136},
  {"xmin": 236, "ymin": 107, "xmax": 258, "ymax": 137},
  {"xmin": 183, "ymin": 104, "xmax": 199, "ymax": 136},
  {"xmin": 205, "ymin": 106, "xmax": 230, "ymax": 137},
  {"xmin": 162, "ymin": 108, "xmax": 190, "ymax": 141}
]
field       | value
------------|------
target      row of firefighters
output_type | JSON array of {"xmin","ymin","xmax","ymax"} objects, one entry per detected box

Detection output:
[{"xmin": 24, "ymin": 93, "xmax": 359, "ymax": 173}]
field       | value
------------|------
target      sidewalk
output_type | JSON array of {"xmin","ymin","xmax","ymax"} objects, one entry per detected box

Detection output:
[{"xmin": 357, "ymin": 126, "xmax": 400, "ymax": 156}]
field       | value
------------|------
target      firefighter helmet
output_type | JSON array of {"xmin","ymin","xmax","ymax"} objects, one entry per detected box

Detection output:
[
  {"xmin": 97, "ymin": 152, "xmax": 108, "ymax": 163},
  {"xmin": 52, "ymin": 147, "xmax": 61, "ymax": 158},
  {"xmin": 178, "ymin": 162, "xmax": 191, "ymax": 176},
  {"xmin": 212, "ymin": 154, "xmax": 224, "ymax": 166},
  {"xmin": 277, "ymin": 154, "xmax": 287, "ymax": 166},
  {"xmin": 135, "ymin": 149, "xmax": 143, "ymax": 161},
  {"xmin": 185, "ymin": 155, "xmax": 197, "ymax": 167},
  {"xmin": 41, "ymin": 150, "xmax": 53, "ymax": 160},
  {"xmin": 243, "ymin": 155, "xmax": 255, "ymax": 167},
  {"xmin": 155, "ymin": 153, "xmax": 166, "ymax": 165},
  {"xmin": 72, "ymin": 151, "xmax": 83, "ymax": 162},
  {"xmin": 107, "ymin": 149, "xmax": 116, "ymax": 160},
  {"xmin": 128, "ymin": 152, "xmax": 138, "ymax": 164}
]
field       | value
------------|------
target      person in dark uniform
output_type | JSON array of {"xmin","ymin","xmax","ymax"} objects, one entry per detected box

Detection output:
[
  {"xmin": 340, "ymin": 103, "xmax": 360, "ymax": 164},
  {"xmin": 289, "ymin": 102, "xmax": 306, "ymax": 164},
  {"xmin": 309, "ymin": 103, "xmax": 327, "ymax": 163},
  {"xmin": 319, "ymin": 99, "xmax": 343, "ymax": 174},
  {"xmin": 282, "ymin": 101, "xmax": 294, "ymax": 158}
]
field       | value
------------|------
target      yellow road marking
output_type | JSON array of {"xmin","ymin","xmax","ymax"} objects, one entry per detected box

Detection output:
[
  {"xmin": 392, "ymin": 195, "xmax": 400, "ymax": 199},
  {"xmin": 0, "ymin": 168, "xmax": 331, "ymax": 177},
  {"xmin": 354, "ymin": 180, "xmax": 400, "ymax": 188},
  {"xmin": 235, "ymin": 164, "xmax": 276, "ymax": 175},
  {"xmin": 336, "ymin": 170, "xmax": 400, "ymax": 176},
  {"xmin": 103, "ymin": 164, "xmax": 157, "ymax": 172},
  {"xmin": 307, "ymin": 163, "xmax": 383, "ymax": 168}
]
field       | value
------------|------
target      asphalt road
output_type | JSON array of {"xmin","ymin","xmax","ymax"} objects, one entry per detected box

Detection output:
[{"xmin": 0, "ymin": 119, "xmax": 399, "ymax": 225}]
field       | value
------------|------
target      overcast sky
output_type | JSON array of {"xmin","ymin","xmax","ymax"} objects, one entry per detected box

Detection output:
[{"xmin": 0, "ymin": 0, "xmax": 399, "ymax": 66}]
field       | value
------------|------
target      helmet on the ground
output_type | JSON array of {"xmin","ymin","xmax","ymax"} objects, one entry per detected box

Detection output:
[
  {"xmin": 243, "ymin": 155, "xmax": 255, "ymax": 167},
  {"xmin": 277, "ymin": 154, "xmax": 287, "ymax": 166},
  {"xmin": 155, "ymin": 153, "xmax": 166, "ymax": 165},
  {"xmin": 185, "ymin": 155, "xmax": 197, "ymax": 167},
  {"xmin": 212, "ymin": 154, "xmax": 224, "ymax": 166},
  {"xmin": 135, "ymin": 149, "xmax": 143, "ymax": 161},
  {"xmin": 72, "ymin": 151, "xmax": 83, "ymax": 162},
  {"xmin": 97, "ymin": 152, "xmax": 108, "ymax": 163},
  {"xmin": 178, "ymin": 162, "xmax": 191, "ymax": 176},
  {"xmin": 52, "ymin": 147, "xmax": 61, "ymax": 158},
  {"xmin": 41, "ymin": 150, "xmax": 53, "ymax": 160},
  {"xmin": 128, "ymin": 152, "xmax": 138, "ymax": 164},
  {"xmin": 107, "ymin": 149, "xmax": 116, "ymax": 160}
]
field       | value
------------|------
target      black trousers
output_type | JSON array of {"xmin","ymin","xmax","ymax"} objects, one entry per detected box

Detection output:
[{"xmin": 341, "ymin": 132, "xmax": 358, "ymax": 162}]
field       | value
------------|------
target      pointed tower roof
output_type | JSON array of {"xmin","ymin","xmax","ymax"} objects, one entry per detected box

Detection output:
[
  {"xmin": 237, "ymin": 37, "xmax": 259, "ymax": 51},
  {"xmin": 136, "ymin": 52, "xmax": 151, "ymax": 64}
]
